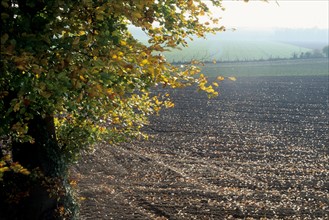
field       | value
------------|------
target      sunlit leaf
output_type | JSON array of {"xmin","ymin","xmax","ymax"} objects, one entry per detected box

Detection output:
[{"xmin": 217, "ymin": 76, "xmax": 225, "ymax": 81}]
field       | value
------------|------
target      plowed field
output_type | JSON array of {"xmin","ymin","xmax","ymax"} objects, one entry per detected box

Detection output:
[{"xmin": 75, "ymin": 76, "xmax": 328, "ymax": 219}]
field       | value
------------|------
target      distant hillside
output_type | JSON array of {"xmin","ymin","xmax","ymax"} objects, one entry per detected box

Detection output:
[
  {"xmin": 128, "ymin": 26, "xmax": 327, "ymax": 62},
  {"xmin": 163, "ymin": 40, "xmax": 312, "ymax": 63}
]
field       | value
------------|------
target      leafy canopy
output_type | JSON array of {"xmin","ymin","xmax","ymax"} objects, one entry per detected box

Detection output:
[{"xmin": 1, "ymin": 0, "xmax": 227, "ymax": 170}]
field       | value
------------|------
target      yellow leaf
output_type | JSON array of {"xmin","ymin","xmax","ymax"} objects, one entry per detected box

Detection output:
[
  {"xmin": 217, "ymin": 76, "xmax": 224, "ymax": 81},
  {"xmin": 13, "ymin": 102, "xmax": 20, "ymax": 112},
  {"xmin": 112, "ymin": 117, "xmax": 120, "ymax": 124},
  {"xmin": 165, "ymin": 101, "xmax": 174, "ymax": 108},
  {"xmin": 228, "ymin": 76, "xmax": 237, "ymax": 81},
  {"xmin": 0, "ymin": 167, "xmax": 10, "ymax": 172},
  {"xmin": 20, "ymin": 168, "xmax": 31, "ymax": 175},
  {"xmin": 79, "ymin": 75, "xmax": 86, "ymax": 81},
  {"xmin": 107, "ymin": 88, "xmax": 113, "ymax": 94},
  {"xmin": 140, "ymin": 59, "xmax": 148, "ymax": 66}
]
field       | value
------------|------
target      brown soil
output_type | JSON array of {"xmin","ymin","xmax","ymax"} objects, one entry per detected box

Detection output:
[{"xmin": 73, "ymin": 76, "xmax": 328, "ymax": 219}]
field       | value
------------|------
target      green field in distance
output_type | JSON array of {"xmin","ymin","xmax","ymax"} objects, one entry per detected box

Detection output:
[
  {"xmin": 164, "ymin": 40, "xmax": 312, "ymax": 63},
  {"xmin": 200, "ymin": 58, "xmax": 329, "ymax": 77}
]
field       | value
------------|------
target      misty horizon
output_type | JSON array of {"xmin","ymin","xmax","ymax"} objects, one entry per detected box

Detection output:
[{"xmin": 129, "ymin": 25, "xmax": 329, "ymax": 47}]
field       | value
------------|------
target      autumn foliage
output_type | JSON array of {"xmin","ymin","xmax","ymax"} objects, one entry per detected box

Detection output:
[{"xmin": 1, "ymin": 0, "xmax": 227, "ymax": 218}]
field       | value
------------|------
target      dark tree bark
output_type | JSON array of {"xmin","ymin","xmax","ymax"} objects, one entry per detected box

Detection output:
[
  {"xmin": 0, "ymin": 2, "xmax": 75, "ymax": 218},
  {"xmin": 0, "ymin": 115, "xmax": 69, "ymax": 220}
]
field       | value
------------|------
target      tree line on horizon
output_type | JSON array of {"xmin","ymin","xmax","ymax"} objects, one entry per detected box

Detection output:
[{"xmin": 171, "ymin": 45, "xmax": 329, "ymax": 65}]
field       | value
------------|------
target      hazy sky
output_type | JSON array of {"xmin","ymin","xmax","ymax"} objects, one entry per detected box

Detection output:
[{"xmin": 209, "ymin": 0, "xmax": 329, "ymax": 29}]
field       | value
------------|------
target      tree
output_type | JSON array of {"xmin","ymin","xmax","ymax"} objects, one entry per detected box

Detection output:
[
  {"xmin": 1, "ymin": 0, "xmax": 234, "ymax": 219},
  {"xmin": 311, "ymin": 49, "xmax": 324, "ymax": 58},
  {"xmin": 304, "ymin": 51, "xmax": 312, "ymax": 59},
  {"xmin": 323, "ymin": 45, "xmax": 329, "ymax": 57}
]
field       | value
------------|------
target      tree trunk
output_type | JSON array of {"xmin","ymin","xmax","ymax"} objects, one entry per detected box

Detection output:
[{"xmin": 0, "ymin": 115, "xmax": 72, "ymax": 220}]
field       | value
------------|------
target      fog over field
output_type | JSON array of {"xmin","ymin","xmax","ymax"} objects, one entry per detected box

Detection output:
[
  {"xmin": 207, "ymin": 28, "xmax": 329, "ymax": 47},
  {"xmin": 130, "ymin": 26, "xmax": 328, "ymax": 45},
  {"xmin": 130, "ymin": 26, "xmax": 328, "ymax": 63}
]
